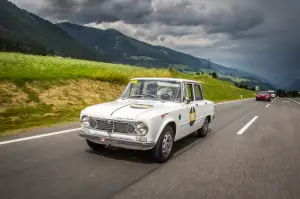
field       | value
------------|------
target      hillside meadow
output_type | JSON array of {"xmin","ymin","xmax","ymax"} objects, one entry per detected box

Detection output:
[{"xmin": 0, "ymin": 52, "xmax": 255, "ymax": 135}]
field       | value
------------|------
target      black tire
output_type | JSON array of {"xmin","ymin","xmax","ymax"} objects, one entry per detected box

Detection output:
[
  {"xmin": 152, "ymin": 125, "xmax": 174, "ymax": 163},
  {"xmin": 86, "ymin": 139, "xmax": 106, "ymax": 150},
  {"xmin": 197, "ymin": 117, "xmax": 209, "ymax": 138}
]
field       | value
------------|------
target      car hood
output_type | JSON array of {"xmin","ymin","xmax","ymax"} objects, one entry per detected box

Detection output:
[{"xmin": 81, "ymin": 99, "xmax": 170, "ymax": 121}]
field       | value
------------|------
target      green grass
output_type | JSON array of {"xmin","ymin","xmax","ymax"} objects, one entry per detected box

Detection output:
[
  {"xmin": 0, "ymin": 52, "xmax": 255, "ymax": 134},
  {"xmin": 0, "ymin": 52, "xmax": 171, "ymax": 83}
]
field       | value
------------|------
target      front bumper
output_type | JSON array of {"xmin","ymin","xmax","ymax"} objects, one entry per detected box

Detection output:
[
  {"xmin": 256, "ymin": 97, "xmax": 269, "ymax": 100},
  {"xmin": 79, "ymin": 129, "xmax": 155, "ymax": 150}
]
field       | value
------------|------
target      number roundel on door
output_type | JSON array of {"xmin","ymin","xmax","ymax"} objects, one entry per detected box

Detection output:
[{"xmin": 189, "ymin": 107, "xmax": 196, "ymax": 126}]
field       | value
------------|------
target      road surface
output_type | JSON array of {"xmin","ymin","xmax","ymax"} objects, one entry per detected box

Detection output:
[{"xmin": 1, "ymin": 97, "xmax": 300, "ymax": 199}]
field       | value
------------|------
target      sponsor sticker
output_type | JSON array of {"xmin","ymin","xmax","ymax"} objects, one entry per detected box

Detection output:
[
  {"xmin": 189, "ymin": 107, "xmax": 196, "ymax": 126},
  {"xmin": 130, "ymin": 80, "xmax": 138, "ymax": 84}
]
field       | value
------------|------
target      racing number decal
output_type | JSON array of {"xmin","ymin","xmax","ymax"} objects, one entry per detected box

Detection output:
[{"xmin": 189, "ymin": 107, "xmax": 196, "ymax": 126}]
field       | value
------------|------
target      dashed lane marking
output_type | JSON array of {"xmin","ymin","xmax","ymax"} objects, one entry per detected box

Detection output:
[{"xmin": 237, "ymin": 116, "xmax": 259, "ymax": 135}]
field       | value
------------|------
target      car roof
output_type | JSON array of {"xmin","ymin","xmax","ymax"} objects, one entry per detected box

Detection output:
[{"xmin": 130, "ymin": 77, "xmax": 200, "ymax": 84}]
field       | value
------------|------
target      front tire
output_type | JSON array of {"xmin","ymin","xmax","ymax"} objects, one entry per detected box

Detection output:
[
  {"xmin": 197, "ymin": 117, "xmax": 209, "ymax": 138},
  {"xmin": 86, "ymin": 139, "xmax": 106, "ymax": 150},
  {"xmin": 152, "ymin": 125, "xmax": 174, "ymax": 163}
]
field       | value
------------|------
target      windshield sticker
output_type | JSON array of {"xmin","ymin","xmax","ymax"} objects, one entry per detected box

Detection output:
[
  {"xmin": 189, "ymin": 107, "xmax": 196, "ymax": 126},
  {"xmin": 130, "ymin": 104, "xmax": 153, "ymax": 109},
  {"xmin": 130, "ymin": 80, "xmax": 138, "ymax": 84}
]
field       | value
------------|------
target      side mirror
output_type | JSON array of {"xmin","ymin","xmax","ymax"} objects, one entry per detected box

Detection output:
[{"xmin": 184, "ymin": 97, "xmax": 191, "ymax": 104}]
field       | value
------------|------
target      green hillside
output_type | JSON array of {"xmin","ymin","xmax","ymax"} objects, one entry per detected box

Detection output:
[
  {"xmin": 0, "ymin": 0, "xmax": 105, "ymax": 61},
  {"xmin": 0, "ymin": 52, "xmax": 255, "ymax": 134}
]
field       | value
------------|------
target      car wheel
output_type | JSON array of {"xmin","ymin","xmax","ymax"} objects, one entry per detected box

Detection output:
[
  {"xmin": 152, "ymin": 125, "xmax": 174, "ymax": 163},
  {"xmin": 197, "ymin": 117, "xmax": 209, "ymax": 138},
  {"xmin": 86, "ymin": 139, "xmax": 106, "ymax": 150}
]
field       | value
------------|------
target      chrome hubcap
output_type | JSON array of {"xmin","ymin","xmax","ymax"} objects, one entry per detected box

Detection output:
[{"xmin": 162, "ymin": 131, "xmax": 173, "ymax": 157}]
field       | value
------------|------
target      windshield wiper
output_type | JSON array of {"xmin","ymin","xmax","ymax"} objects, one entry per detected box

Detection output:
[{"xmin": 128, "ymin": 94, "xmax": 164, "ymax": 102}]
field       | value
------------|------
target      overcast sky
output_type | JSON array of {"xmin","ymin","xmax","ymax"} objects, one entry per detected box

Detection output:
[{"xmin": 10, "ymin": 0, "xmax": 300, "ymax": 86}]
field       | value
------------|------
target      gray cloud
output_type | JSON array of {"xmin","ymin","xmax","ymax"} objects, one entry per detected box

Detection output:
[
  {"xmin": 39, "ymin": 0, "xmax": 153, "ymax": 24},
  {"xmin": 145, "ymin": 35, "xmax": 158, "ymax": 41}
]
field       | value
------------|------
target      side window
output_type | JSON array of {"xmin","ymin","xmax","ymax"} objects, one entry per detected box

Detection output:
[
  {"xmin": 184, "ymin": 84, "xmax": 194, "ymax": 101},
  {"xmin": 194, "ymin": 84, "xmax": 203, "ymax": 101}
]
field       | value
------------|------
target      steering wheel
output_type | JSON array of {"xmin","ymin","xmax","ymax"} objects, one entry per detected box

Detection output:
[{"xmin": 160, "ymin": 93, "xmax": 171, "ymax": 100}]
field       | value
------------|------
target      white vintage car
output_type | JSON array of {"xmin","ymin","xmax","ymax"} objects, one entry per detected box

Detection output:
[{"xmin": 79, "ymin": 78, "xmax": 215, "ymax": 163}]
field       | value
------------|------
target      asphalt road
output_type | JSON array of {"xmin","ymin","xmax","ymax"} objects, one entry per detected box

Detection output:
[{"xmin": 1, "ymin": 97, "xmax": 300, "ymax": 199}]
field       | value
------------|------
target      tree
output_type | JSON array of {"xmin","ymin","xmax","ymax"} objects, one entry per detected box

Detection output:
[
  {"xmin": 196, "ymin": 72, "xmax": 200, "ymax": 75},
  {"xmin": 212, "ymin": 72, "xmax": 218, "ymax": 78}
]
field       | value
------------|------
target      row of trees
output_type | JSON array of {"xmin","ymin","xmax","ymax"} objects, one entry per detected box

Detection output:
[
  {"xmin": 196, "ymin": 71, "xmax": 218, "ymax": 78},
  {"xmin": 0, "ymin": 38, "xmax": 55, "ymax": 56},
  {"xmin": 276, "ymin": 89, "xmax": 300, "ymax": 97},
  {"xmin": 234, "ymin": 82, "xmax": 256, "ymax": 91}
]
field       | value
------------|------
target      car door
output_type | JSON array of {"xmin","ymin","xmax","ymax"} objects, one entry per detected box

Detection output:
[
  {"xmin": 193, "ymin": 83, "xmax": 206, "ymax": 129},
  {"xmin": 177, "ymin": 83, "xmax": 199, "ymax": 139}
]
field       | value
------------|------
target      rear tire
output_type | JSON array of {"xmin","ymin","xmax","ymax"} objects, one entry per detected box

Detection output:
[
  {"xmin": 86, "ymin": 139, "xmax": 106, "ymax": 150},
  {"xmin": 197, "ymin": 117, "xmax": 209, "ymax": 138},
  {"xmin": 152, "ymin": 125, "xmax": 174, "ymax": 163}
]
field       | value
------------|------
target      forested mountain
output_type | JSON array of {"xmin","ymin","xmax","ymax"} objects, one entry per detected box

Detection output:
[{"xmin": 0, "ymin": 0, "xmax": 106, "ymax": 61}]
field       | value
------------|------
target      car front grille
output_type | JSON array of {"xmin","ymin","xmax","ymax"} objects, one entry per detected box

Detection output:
[{"xmin": 92, "ymin": 119, "xmax": 131, "ymax": 134}]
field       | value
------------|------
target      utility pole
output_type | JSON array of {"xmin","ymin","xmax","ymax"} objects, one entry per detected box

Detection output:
[{"xmin": 207, "ymin": 59, "xmax": 212, "ymax": 75}]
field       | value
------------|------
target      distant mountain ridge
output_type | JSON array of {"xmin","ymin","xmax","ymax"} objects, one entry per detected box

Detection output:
[
  {"xmin": 57, "ymin": 22, "xmax": 208, "ymax": 71},
  {"xmin": 0, "ymin": 0, "xmax": 105, "ymax": 61}
]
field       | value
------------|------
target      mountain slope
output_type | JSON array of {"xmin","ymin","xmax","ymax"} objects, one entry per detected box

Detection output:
[
  {"xmin": 0, "ymin": 0, "xmax": 105, "ymax": 61},
  {"xmin": 57, "ymin": 22, "xmax": 206, "ymax": 70},
  {"xmin": 288, "ymin": 79, "xmax": 300, "ymax": 90}
]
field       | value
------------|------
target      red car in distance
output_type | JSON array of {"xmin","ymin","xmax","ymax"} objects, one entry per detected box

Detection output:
[{"xmin": 256, "ymin": 91, "xmax": 271, "ymax": 101}]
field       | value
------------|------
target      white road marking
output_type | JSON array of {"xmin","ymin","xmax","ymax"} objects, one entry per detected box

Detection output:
[
  {"xmin": 0, "ymin": 98, "xmax": 254, "ymax": 146},
  {"xmin": 0, "ymin": 128, "xmax": 81, "ymax": 146},
  {"xmin": 215, "ymin": 98, "xmax": 254, "ymax": 106},
  {"xmin": 266, "ymin": 104, "xmax": 270, "ymax": 108},
  {"xmin": 237, "ymin": 116, "xmax": 259, "ymax": 135},
  {"xmin": 288, "ymin": 98, "xmax": 300, "ymax": 105}
]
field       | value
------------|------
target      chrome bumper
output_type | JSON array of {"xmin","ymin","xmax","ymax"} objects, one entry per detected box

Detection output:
[{"xmin": 79, "ymin": 130, "xmax": 155, "ymax": 150}]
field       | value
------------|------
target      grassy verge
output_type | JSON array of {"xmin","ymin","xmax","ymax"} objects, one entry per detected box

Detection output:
[{"xmin": 0, "ymin": 52, "xmax": 255, "ymax": 135}]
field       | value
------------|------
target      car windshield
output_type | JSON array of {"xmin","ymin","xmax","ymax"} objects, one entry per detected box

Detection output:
[
  {"xmin": 122, "ymin": 80, "xmax": 182, "ymax": 102},
  {"xmin": 258, "ymin": 91, "xmax": 268, "ymax": 94}
]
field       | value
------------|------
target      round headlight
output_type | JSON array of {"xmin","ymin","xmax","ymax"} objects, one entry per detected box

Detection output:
[
  {"xmin": 81, "ymin": 116, "xmax": 90, "ymax": 128},
  {"xmin": 89, "ymin": 118, "xmax": 98, "ymax": 129},
  {"xmin": 135, "ymin": 122, "xmax": 148, "ymax": 136}
]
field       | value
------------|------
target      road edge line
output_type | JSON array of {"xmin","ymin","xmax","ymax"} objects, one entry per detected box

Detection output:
[
  {"xmin": 215, "ymin": 98, "xmax": 254, "ymax": 106},
  {"xmin": 237, "ymin": 116, "xmax": 258, "ymax": 135},
  {"xmin": 0, "ymin": 128, "xmax": 81, "ymax": 146},
  {"xmin": 288, "ymin": 98, "xmax": 300, "ymax": 105}
]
